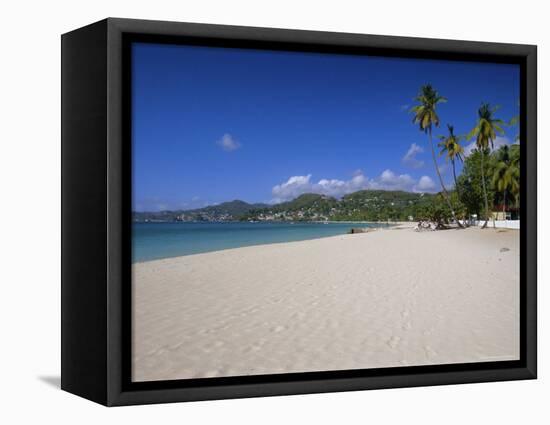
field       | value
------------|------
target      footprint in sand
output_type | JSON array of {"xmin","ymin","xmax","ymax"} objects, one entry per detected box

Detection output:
[
  {"xmin": 245, "ymin": 344, "xmax": 263, "ymax": 353},
  {"xmin": 424, "ymin": 345, "xmax": 437, "ymax": 358},
  {"xmin": 387, "ymin": 336, "xmax": 401, "ymax": 349},
  {"xmin": 400, "ymin": 310, "xmax": 412, "ymax": 330},
  {"xmin": 292, "ymin": 311, "xmax": 306, "ymax": 320}
]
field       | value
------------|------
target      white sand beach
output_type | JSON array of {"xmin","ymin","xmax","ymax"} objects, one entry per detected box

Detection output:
[{"xmin": 132, "ymin": 226, "xmax": 519, "ymax": 382}]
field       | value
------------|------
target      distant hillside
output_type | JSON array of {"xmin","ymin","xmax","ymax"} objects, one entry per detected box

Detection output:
[
  {"xmin": 186, "ymin": 200, "xmax": 268, "ymax": 217},
  {"xmin": 274, "ymin": 193, "xmax": 338, "ymax": 211},
  {"xmin": 240, "ymin": 190, "xmax": 436, "ymax": 222},
  {"xmin": 133, "ymin": 200, "xmax": 268, "ymax": 222},
  {"xmin": 133, "ymin": 190, "xmax": 438, "ymax": 223}
]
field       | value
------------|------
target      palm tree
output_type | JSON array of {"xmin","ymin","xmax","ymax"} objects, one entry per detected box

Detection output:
[
  {"xmin": 438, "ymin": 124, "xmax": 464, "ymax": 192},
  {"xmin": 467, "ymin": 103, "xmax": 505, "ymax": 228},
  {"xmin": 411, "ymin": 85, "xmax": 462, "ymax": 226},
  {"xmin": 509, "ymin": 144, "xmax": 520, "ymax": 210},
  {"xmin": 492, "ymin": 145, "xmax": 519, "ymax": 219},
  {"xmin": 492, "ymin": 146, "xmax": 519, "ymax": 219}
]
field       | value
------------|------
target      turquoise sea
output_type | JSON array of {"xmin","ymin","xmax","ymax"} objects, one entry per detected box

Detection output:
[{"xmin": 133, "ymin": 221, "xmax": 388, "ymax": 263}]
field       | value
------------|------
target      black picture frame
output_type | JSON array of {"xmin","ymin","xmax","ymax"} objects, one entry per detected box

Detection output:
[{"xmin": 61, "ymin": 17, "xmax": 537, "ymax": 406}]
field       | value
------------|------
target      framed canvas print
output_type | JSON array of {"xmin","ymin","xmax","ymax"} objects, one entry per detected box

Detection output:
[{"xmin": 61, "ymin": 18, "xmax": 537, "ymax": 406}]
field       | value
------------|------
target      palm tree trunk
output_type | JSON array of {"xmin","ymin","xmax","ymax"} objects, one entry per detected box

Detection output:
[
  {"xmin": 480, "ymin": 149, "xmax": 489, "ymax": 228},
  {"xmin": 503, "ymin": 191, "xmax": 507, "ymax": 220},
  {"xmin": 428, "ymin": 129, "xmax": 463, "ymax": 227},
  {"xmin": 452, "ymin": 159, "xmax": 459, "ymax": 192},
  {"xmin": 451, "ymin": 159, "xmax": 466, "ymax": 226}
]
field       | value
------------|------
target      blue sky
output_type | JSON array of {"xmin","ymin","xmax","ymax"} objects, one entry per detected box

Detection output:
[{"xmin": 132, "ymin": 42, "xmax": 519, "ymax": 212}]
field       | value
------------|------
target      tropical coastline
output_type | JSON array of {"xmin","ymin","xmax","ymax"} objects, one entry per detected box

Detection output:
[
  {"xmin": 130, "ymin": 45, "xmax": 522, "ymax": 382},
  {"xmin": 132, "ymin": 225, "xmax": 520, "ymax": 382}
]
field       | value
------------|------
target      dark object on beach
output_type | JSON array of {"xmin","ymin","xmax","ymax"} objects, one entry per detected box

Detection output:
[
  {"xmin": 349, "ymin": 228, "xmax": 368, "ymax": 234},
  {"xmin": 500, "ymin": 247, "xmax": 511, "ymax": 252},
  {"xmin": 415, "ymin": 220, "xmax": 448, "ymax": 231}
]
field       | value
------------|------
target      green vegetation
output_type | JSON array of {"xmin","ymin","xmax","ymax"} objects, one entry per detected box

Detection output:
[
  {"xmin": 455, "ymin": 149, "xmax": 492, "ymax": 219},
  {"xmin": 490, "ymin": 144, "xmax": 520, "ymax": 216},
  {"xmin": 467, "ymin": 103, "xmax": 506, "ymax": 227},
  {"xmin": 241, "ymin": 191, "xmax": 437, "ymax": 222},
  {"xmin": 133, "ymin": 191, "xmax": 439, "ymax": 223},
  {"xmin": 411, "ymin": 85, "xmax": 520, "ymax": 227},
  {"xmin": 453, "ymin": 145, "xmax": 520, "ymax": 223}
]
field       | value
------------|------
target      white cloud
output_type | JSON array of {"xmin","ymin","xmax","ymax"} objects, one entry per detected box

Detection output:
[
  {"xmin": 414, "ymin": 176, "xmax": 436, "ymax": 192},
  {"xmin": 271, "ymin": 169, "xmax": 438, "ymax": 202},
  {"xmin": 402, "ymin": 143, "xmax": 425, "ymax": 169},
  {"xmin": 271, "ymin": 175, "xmax": 314, "ymax": 203},
  {"xmin": 464, "ymin": 136, "xmax": 512, "ymax": 157},
  {"xmin": 464, "ymin": 140, "xmax": 477, "ymax": 157},
  {"xmin": 318, "ymin": 174, "xmax": 368, "ymax": 197},
  {"xmin": 492, "ymin": 136, "xmax": 514, "ymax": 151},
  {"xmin": 216, "ymin": 133, "xmax": 241, "ymax": 152},
  {"xmin": 370, "ymin": 169, "xmax": 416, "ymax": 191},
  {"xmin": 271, "ymin": 174, "xmax": 367, "ymax": 202}
]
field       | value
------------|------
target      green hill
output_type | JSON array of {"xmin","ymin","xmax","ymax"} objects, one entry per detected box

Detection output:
[
  {"xmin": 274, "ymin": 193, "xmax": 338, "ymax": 211},
  {"xmin": 133, "ymin": 200, "xmax": 268, "ymax": 222},
  {"xmin": 187, "ymin": 200, "xmax": 268, "ymax": 217},
  {"xmin": 133, "ymin": 190, "xmax": 439, "ymax": 222}
]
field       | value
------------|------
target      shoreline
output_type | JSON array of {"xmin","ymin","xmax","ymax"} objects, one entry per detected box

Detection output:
[
  {"xmin": 133, "ymin": 220, "xmax": 408, "ymax": 225},
  {"xmin": 134, "ymin": 229, "xmax": 385, "ymax": 265},
  {"xmin": 132, "ymin": 221, "xmax": 408, "ymax": 264},
  {"xmin": 132, "ymin": 226, "xmax": 519, "ymax": 382}
]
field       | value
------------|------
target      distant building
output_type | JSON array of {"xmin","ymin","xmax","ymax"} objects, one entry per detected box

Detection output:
[{"xmin": 491, "ymin": 205, "xmax": 520, "ymax": 220}]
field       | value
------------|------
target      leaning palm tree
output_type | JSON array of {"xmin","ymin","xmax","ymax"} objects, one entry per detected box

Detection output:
[
  {"xmin": 411, "ymin": 85, "xmax": 462, "ymax": 227},
  {"xmin": 438, "ymin": 124, "xmax": 465, "ymax": 192},
  {"xmin": 467, "ymin": 103, "xmax": 505, "ymax": 228}
]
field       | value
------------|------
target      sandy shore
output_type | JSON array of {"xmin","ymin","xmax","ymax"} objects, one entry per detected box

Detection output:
[{"xmin": 132, "ymin": 226, "xmax": 519, "ymax": 382}]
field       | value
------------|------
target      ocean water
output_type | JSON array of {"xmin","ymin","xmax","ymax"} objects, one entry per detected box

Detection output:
[{"xmin": 133, "ymin": 221, "xmax": 388, "ymax": 263}]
